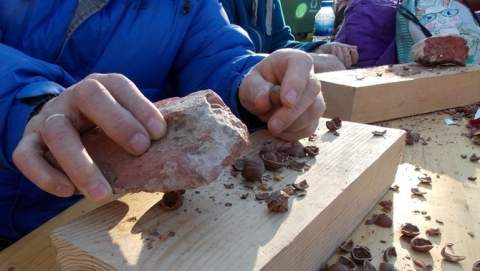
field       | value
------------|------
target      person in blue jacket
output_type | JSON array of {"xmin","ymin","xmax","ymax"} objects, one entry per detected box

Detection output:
[
  {"xmin": 220, "ymin": 0, "xmax": 360, "ymax": 71},
  {"xmin": 0, "ymin": 0, "xmax": 325, "ymax": 245}
]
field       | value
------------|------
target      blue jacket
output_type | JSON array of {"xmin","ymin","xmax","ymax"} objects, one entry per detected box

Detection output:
[
  {"xmin": 220, "ymin": 0, "xmax": 325, "ymax": 53},
  {"xmin": 0, "ymin": 0, "xmax": 263, "ymax": 241}
]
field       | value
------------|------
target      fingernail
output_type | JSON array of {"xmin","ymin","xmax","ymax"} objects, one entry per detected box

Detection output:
[
  {"xmin": 130, "ymin": 133, "xmax": 150, "ymax": 154},
  {"xmin": 87, "ymin": 182, "xmax": 109, "ymax": 201},
  {"xmin": 147, "ymin": 118, "xmax": 166, "ymax": 139},
  {"xmin": 56, "ymin": 185, "xmax": 72, "ymax": 197},
  {"xmin": 286, "ymin": 89, "xmax": 297, "ymax": 105},
  {"xmin": 270, "ymin": 119, "xmax": 283, "ymax": 134}
]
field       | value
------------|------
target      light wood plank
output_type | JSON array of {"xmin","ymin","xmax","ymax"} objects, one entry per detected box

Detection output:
[
  {"xmin": 49, "ymin": 119, "xmax": 405, "ymax": 271},
  {"xmin": 317, "ymin": 64, "xmax": 480, "ymax": 123}
]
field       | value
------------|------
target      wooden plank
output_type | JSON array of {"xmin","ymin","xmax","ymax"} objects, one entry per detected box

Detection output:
[
  {"xmin": 316, "ymin": 63, "xmax": 480, "ymax": 123},
  {"xmin": 50, "ymin": 119, "xmax": 405, "ymax": 271},
  {"xmin": 326, "ymin": 113, "xmax": 480, "ymax": 270}
]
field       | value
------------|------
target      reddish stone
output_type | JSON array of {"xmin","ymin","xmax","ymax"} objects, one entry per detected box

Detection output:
[{"xmin": 412, "ymin": 35, "xmax": 469, "ymax": 66}]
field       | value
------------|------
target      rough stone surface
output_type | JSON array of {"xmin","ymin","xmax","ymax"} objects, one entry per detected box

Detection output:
[
  {"xmin": 78, "ymin": 90, "xmax": 249, "ymax": 193},
  {"xmin": 412, "ymin": 35, "xmax": 469, "ymax": 66}
]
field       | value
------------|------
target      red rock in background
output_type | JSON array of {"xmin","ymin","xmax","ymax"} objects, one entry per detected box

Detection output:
[
  {"xmin": 412, "ymin": 35, "xmax": 469, "ymax": 66},
  {"xmin": 58, "ymin": 90, "xmax": 249, "ymax": 193}
]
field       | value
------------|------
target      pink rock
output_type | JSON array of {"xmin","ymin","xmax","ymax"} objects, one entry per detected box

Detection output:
[
  {"xmin": 412, "ymin": 35, "xmax": 469, "ymax": 66},
  {"xmin": 78, "ymin": 90, "xmax": 248, "ymax": 193}
]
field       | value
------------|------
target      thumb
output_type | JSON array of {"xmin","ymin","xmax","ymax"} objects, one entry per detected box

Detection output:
[{"xmin": 239, "ymin": 71, "xmax": 274, "ymax": 116}]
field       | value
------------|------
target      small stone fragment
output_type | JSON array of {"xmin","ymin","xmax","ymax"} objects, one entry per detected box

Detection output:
[
  {"xmin": 418, "ymin": 176, "xmax": 432, "ymax": 185},
  {"xmin": 282, "ymin": 185, "xmax": 296, "ymax": 196},
  {"xmin": 260, "ymin": 151, "xmax": 285, "ymax": 171},
  {"xmin": 326, "ymin": 117, "xmax": 342, "ymax": 132},
  {"xmin": 460, "ymin": 154, "xmax": 468, "ymax": 159},
  {"xmin": 441, "ymin": 243, "xmax": 466, "ymax": 262},
  {"xmin": 426, "ymin": 228, "xmax": 441, "ymax": 236},
  {"xmin": 267, "ymin": 190, "xmax": 290, "ymax": 213},
  {"xmin": 338, "ymin": 240, "xmax": 354, "ymax": 253},
  {"xmin": 435, "ymin": 219, "xmax": 444, "ymax": 225},
  {"xmin": 379, "ymin": 200, "xmax": 392, "ymax": 213},
  {"xmin": 389, "ymin": 185, "xmax": 399, "ymax": 192},
  {"xmin": 241, "ymin": 157, "xmax": 265, "ymax": 182},
  {"xmin": 223, "ymin": 183, "xmax": 234, "ymax": 189},
  {"xmin": 405, "ymin": 130, "xmax": 421, "ymax": 145},
  {"xmin": 470, "ymin": 153, "xmax": 480, "ymax": 162},
  {"xmin": 410, "ymin": 237, "xmax": 433, "ymax": 253},
  {"xmin": 401, "ymin": 223, "xmax": 420, "ymax": 238},
  {"xmin": 372, "ymin": 130, "xmax": 387, "ymax": 137},
  {"xmin": 411, "ymin": 187, "xmax": 427, "ymax": 197},
  {"xmin": 258, "ymin": 182, "xmax": 270, "ymax": 191},
  {"xmin": 365, "ymin": 214, "xmax": 392, "ymax": 228},
  {"xmin": 337, "ymin": 255, "xmax": 357, "ymax": 269},
  {"xmin": 225, "ymin": 202, "xmax": 232, "ymax": 207},
  {"xmin": 468, "ymin": 176, "xmax": 477, "ymax": 181},
  {"xmin": 413, "ymin": 259, "xmax": 433, "ymax": 271},
  {"xmin": 468, "ymin": 232, "xmax": 475, "ymax": 238},
  {"xmin": 255, "ymin": 192, "xmax": 271, "ymax": 201},
  {"xmin": 240, "ymin": 193, "xmax": 249, "ymax": 200},
  {"xmin": 304, "ymin": 145, "xmax": 319, "ymax": 157},
  {"xmin": 158, "ymin": 191, "xmax": 184, "ymax": 211},
  {"xmin": 351, "ymin": 246, "xmax": 372, "ymax": 264},
  {"xmin": 472, "ymin": 260, "xmax": 480, "ymax": 271},
  {"xmin": 278, "ymin": 141, "xmax": 305, "ymax": 158},
  {"xmin": 126, "ymin": 217, "xmax": 137, "ymax": 223},
  {"xmin": 379, "ymin": 262, "xmax": 398, "ymax": 271},
  {"xmin": 293, "ymin": 180, "xmax": 309, "ymax": 191},
  {"xmin": 308, "ymin": 134, "xmax": 317, "ymax": 142},
  {"xmin": 383, "ymin": 246, "xmax": 397, "ymax": 262}
]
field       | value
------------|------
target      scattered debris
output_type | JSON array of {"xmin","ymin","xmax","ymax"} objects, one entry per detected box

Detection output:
[
  {"xmin": 304, "ymin": 145, "xmax": 320, "ymax": 157},
  {"xmin": 426, "ymin": 228, "xmax": 441, "ymax": 236},
  {"xmin": 379, "ymin": 200, "xmax": 392, "ymax": 213},
  {"xmin": 337, "ymin": 255, "xmax": 357, "ymax": 269},
  {"xmin": 389, "ymin": 185, "xmax": 400, "ymax": 192},
  {"xmin": 241, "ymin": 157, "xmax": 265, "ymax": 182},
  {"xmin": 413, "ymin": 259, "xmax": 433, "ymax": 271},
  {"xmin": 260, "ymin": 151, "xmax": 285, "ymax": 171},
  {"xmin": 125, "ymin": 217, "xmax": 137, "ymax": 223},
  {"xmin": 410, "ymin": 237, "xmax": 434, "ymax": 253},
  {"xmin": 372, "ymin": 130, "xmax": 387, "ymax": 137},
  {"xmin": 472, "ymin": 260, "xmax": 480, "ymax": 271},
  {"xmin": 240, "ymin": 193, "xmax": 249, "ymax": 200},
  {"xmin": 282, "ymin": 185, "xmax": 296, "ymax": 196},
  {"xmin": 461, "ymin": 154, "xmax": 468, "ymax": 159},
  {"xmin": 441, "ymin": 243, "xmax": 466, "ymax": 262},
  {"xmin": 435, "ymin": 219, "xmax": 444, "ymax": 225},
  {"xmin": 411, "ymin": 187, "xmax": 427, "ymax": 197},
  {"xmin": 383, "ymin": 246, "xmax": 397, "ymax": 262},
  {"xmin": 470, "ymin": 153, "xmax": 480, "ymax": 162},
  {"xmin": 255, "ymin": 192, "xmax": 271, "ymax": 201},
  {"xmin": 293, "ymin": 180, "xmax": 309, "ymax": 191},
  {"xmin": 223, "ymin": 183, "xmax": 234, "ymax": 189},
  {"xmin": 158, "ymin": 190, "xmax": 184, "ymax": 211},
  {"xmin": 418, "ymin": 176, "xmax": 432, "ymax": 185},
  {"xmin": 405, "ymin": 130, "xmax": 421, "ymax": 145},
  {"xmin": 365, "ymin": 213, "xmax": 392, "ymax": 228},
  {"xmin": 468, "ymin": 176, "xmax": 477, "ymax": 181},
  {"xmin": 308, "ymin": 134, "xmax": 317, "ymax": 142},
  {"xmin": 326, "ymin": 117, "xmax": 342, "ymax": 133},
  {"xmin": 355, "ymin": 74, "xmax": 366, "ymax": 81},
  {"xmin": 379, "ymin": 262, "xmax": 398, "ymax": 271},
  {"xmin": 267, "ymin": 190, "xmax": 290, "ymax": 213},
  {"xmin": 338, "ymin": 240, "xmax": 354, "ymax": 253},
  {"xmin": 258, "ymin": 182, "xmax": 270, "ymax": 191},
  {"xmin": 468, "ymin": 232, "xmax": 475, "ymax": 238},
  {"xmin": 350, "ymin": 246, "xmax": 372, "ymax": 264},
  {"xmin": 401, "ymin": 223, "xmax": 420, "ymax": 237},
  {"xmin": 224, "ymin": 202, "xmax": 232, "ymax": 207}
]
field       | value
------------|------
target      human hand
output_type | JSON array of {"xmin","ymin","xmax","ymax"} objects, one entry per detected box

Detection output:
[
  {"xmin": 315, "ymin": 42, "xmax": 359, "ymax": 68},
  {"xmin": 13, "ymin": 73, "xmax": 167, "ymax": 202},
  {"xmin": 310, "ymin": 53, "xmax": 346, "ymax": 73},
  {"xmin": 238, "ymin": 49, "xmax": 326, "ymax": 141}
]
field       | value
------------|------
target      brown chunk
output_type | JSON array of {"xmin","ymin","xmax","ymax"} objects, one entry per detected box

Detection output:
[
  {"xmin": 241, "ymin": 157, "xmax": 265, "ymax": 182},
  {"xmin": 412, "ymin": 259, "xmax": 433, "ymax": 271},
  {"xmin": 412, "ymin": 35, "xmax": 469, "ymax": 66},
  {"xmin": 410, "ymin": 237, "xmax": 433, "ymax": 253},
  {"xmin": 326, "ymin": 117, "xmax": 342, "ymax": 132},
  {"xmin": 267, "ymin": 190, "xmax": 290, "ymax": 213},
  {"xmin": 411, "ymin": 187, "xmax": 427, "ymax": 197},
  {"xmin": 304, "ymin": 145, "xmax": 319, "ymax": 157},
  {"xmin": 383, "ymin": 246, "xmax": 397, "ymax": 262},
  {"xmin": 365, "ymin": 214, "xmax": 392, "ymax": 228},
  {"xmin": 470, "ymin": 153, "xmax": 480, "ymax": 162},
  {"xmin": 255, "ymin": 192, "xmax": 271, "ymax": 201},
  {"xmin": 425, "ymin": 228, "xmax": 441, "ymax": 236},
  {"xmin": 278, "ymin": 141, "xmax": 305, "ymax": 158},
  {"xmin": 158, "ymin": 191, "xmax": 184, "ymax": 211},
  {"xmin": 350, "ymin": 246, "xmax": 372, "ymax": 264},
  {"xmin": 401, "ymin": 223, "xmax": 420, "ymax": 238},
  {"xmin": 418, "ymin": 176, "xmax": 432, "ymax": 185},
  {"xmin": 468, "ymin": 176, "xmax": 477, "ymax": 181},
  {"xmin": 260, "ymin": 151, "xmax": 285, "ymax": 171},
  {"xmin": 441, "ymin": 243, "xmax": 466, "ymax": 262},
  {"xmin": 282, "ymin": 185, "xmax": 296, "ymax": 196},
  {"xmin": 337, "ymin": 255, "xmax": 357, "ymax": 269},
  {"xmin": 379, "ymin": 200, "xmax": 393, "ymax": 213},
  {"xmin": 293, "ymin": 180, "xmax": 309, "ymax": 191}
]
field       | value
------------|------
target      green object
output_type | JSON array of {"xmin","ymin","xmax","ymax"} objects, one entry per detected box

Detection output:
[{"xmin": 281, "ymin": 0, "xmax": 321, "ymax": 35}]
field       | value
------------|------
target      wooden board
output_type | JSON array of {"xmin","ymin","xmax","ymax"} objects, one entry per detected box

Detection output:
[
  {"xmin": 49, "ymin": 119, "xmax": 405, "ymax": 271},
  {"xmin": 316, "ymin": 63, "xmax": 480, "ymax": 123},
  {"xmin": 326, "ymin": 113, "xmax": 480, "ymax": 270}
]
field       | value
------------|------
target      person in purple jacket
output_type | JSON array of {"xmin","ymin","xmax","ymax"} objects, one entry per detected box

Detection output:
[{"xmin": 0, "ymin": 0, "xmax": 325, "ymax": 245}]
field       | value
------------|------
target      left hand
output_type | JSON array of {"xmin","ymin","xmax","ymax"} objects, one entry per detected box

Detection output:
[
  {"xmin": 315, "ymin": 42, "xmax": 359, "ymax": 68},
  {"xmin": 238, "ymin": 49, "xmax": 326, "ymax": 141}
]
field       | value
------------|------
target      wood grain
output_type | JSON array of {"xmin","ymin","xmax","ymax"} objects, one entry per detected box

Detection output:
[
  {"xmin": 317, "ymin": 64, "xmax": 480, "ymax": 123},
  {"xmin": 48, "ymin": 119, "xmax": 404, "ymax": 271}
]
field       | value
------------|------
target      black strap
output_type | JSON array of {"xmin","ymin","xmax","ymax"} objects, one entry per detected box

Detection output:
[{"xmin": 398, "ymin": 5, "xmax": 433, "ymax": 37}]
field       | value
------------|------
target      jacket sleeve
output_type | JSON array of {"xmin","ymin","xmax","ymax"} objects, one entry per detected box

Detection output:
[
  {"xmin": 269, "ymin": 0, "xmax": 326, "ymax": 52},
  {"xmin": 173, "ymin": 0, "xmax": 265, "ymax": 119},
  {"xmin": 0, "ymin": 43, "xmax": 74, "ymax": 170}
]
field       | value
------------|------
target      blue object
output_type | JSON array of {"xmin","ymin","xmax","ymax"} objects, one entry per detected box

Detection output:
[
  {"xmin": 313, "ymin": 0, "xmax": 336, "ymax": 40},
  {"xmin": 0, "ymin": 0, "xmax": 264, "ymax": 241},
  {"xmin": 220, "ymin": 0, "xmax": 326, "ymax": 53}
]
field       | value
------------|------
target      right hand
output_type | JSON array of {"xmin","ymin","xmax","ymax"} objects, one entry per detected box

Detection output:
[
  {"xmin": 13, "ymin": 73, "xmax": 167, "ymax": 202},
  {"xmin": 310, "ymin": 53, "xmax": 346, "ymax": 73}
]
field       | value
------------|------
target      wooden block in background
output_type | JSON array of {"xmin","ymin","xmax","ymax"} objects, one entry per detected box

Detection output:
[
  {"xmin": 317, "ymin": 63, "xmax": 480, "ymax": 123},
  {"xmin": 50, "ymin": 119, "xmax": 405, "ymax": 271}
]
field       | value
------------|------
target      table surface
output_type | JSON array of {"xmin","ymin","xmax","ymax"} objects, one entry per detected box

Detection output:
[{"xmin": 0, "ymin": 112, "xmax": 479, "ymax": 271}]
